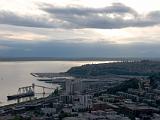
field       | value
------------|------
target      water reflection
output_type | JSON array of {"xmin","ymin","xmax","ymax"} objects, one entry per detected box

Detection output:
[{"xmin": 0, "ymin": 61, "xmax": 112, "ymax": 106}]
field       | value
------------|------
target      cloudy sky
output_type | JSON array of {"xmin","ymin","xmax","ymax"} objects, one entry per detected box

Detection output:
[{"xmin": 0, "ymin": 0, "xmax": 160, "ymax": 58}]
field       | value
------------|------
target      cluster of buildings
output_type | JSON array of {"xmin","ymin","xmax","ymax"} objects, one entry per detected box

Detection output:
[{"xmin": 1, "ymin": 77, "xmax": 160, "ymax": 120}]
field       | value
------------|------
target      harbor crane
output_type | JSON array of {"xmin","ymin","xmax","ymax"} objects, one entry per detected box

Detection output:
[
  {"xmin": 7, "ymin": 83, "xmax": 54, "ymax": 101},
  {"xmin": 32, "ymin": 83, "xmax": 54, "ymax": 97}
]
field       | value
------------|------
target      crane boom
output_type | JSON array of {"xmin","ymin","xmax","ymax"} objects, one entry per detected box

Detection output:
[{"xmin": 32, "ymin": 84, "xmax": 54, "ymax": 89}]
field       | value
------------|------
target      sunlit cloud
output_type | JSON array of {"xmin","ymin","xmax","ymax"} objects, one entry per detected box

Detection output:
[
  {"xmin": 94, "ymin": 26, "xmax": 160, "ymax": 44},
  {"xmin": 0, "ymin": 31, "xmax": 48, "ymax": 41},
  {"xmin": 6, "ymin": 33, "xmax": 47, "ymax": 41}
]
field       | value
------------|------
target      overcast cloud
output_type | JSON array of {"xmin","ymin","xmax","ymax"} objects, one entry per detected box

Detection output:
[
  {"xmin": 0, "ymin": 0, "xmax": 160, "ymax": 58},
  {"xmin": 40, "ymin": 3, "xmax": 160, "ymax": 29},
  {"xmin": 0, "ymin": 3, "xmax": 160, "ymax": 29}
]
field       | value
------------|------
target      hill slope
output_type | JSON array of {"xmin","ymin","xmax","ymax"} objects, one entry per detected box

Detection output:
[{"xmin": 67, "ymin": 60, "xmax": 160, "ymax": 77}]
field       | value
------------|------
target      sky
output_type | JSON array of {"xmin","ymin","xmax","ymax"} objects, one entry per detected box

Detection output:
[{"xmin": 0, "ymin": 0, "xmax": 160, "ymax": 58}]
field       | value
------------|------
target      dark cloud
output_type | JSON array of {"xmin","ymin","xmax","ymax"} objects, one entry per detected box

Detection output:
[
  {"xmin": 0, "ymin": 11, "xmax": 55, "ymax": 28},
  {"xmin": 147, "ymin": 11, "xmax": 160, "ymax": 20},
  {"xmin": 42, "ymin": 3, "xmax": 160, "ymax": 29},
  {"xmin": 0, "ymin": 3, "xmax": 160, "ymax": 29},
  {"xmin": 42, "ymin": 3, "xmax": 137, "ymax": 16},
  {"xmin": 0, "ymin": 39, "xmax": 160, "ymax": 58}
]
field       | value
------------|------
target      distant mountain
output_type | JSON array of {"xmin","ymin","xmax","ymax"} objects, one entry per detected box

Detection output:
[
  {"xmin": 67, "ymin": 60, "xmax": 160, "ymax": 77},
  {"xmin": 0, "ymin": 57, "xmax": 142, "ymax": 61}
]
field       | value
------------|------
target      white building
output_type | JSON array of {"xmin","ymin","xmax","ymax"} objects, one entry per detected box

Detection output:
[
  {"xmin": 73, "ymin": 94, "xmax": 93, "ymax": 110},
  {"xmin": 65, "ymin": 79, "xmax": 83, "ymax": 95}
]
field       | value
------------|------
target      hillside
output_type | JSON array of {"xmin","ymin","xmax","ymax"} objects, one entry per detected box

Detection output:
[{"xmin": 67, "ymin": 60, "xmax": 160, "ymax": 77}]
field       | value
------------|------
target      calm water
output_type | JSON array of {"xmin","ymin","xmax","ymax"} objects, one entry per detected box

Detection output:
[{"xmin": 0, "ymin": 61, "xmax": 112, "ymax": 106}]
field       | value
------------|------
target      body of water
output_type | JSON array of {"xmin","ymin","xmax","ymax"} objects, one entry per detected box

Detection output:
[{"xmin": 0, "ymin": 61, "xmax": 113, "ymax": 106}]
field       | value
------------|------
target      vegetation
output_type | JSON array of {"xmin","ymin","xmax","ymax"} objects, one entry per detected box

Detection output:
[
  {"xmin": 98, "ymin": 73, "xmax": 160, "ymax": 95},
  {"xmin": 12, "ymin": 115, "xmax": 30, "ymax": 120},
  {"xmin": 149, "ymin": 73, "xmax": 160, "ymax": 88},
  {"xmin": 52, "ymin": 87, "xmax": 59, "ymax": 96},
  {"xmin": 67, "ymin": 60, "xmax": 160, "ymax": 77},
  {"xmin": 107, "ymin": 78, "xmax": 139, "ymax": 94}
]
